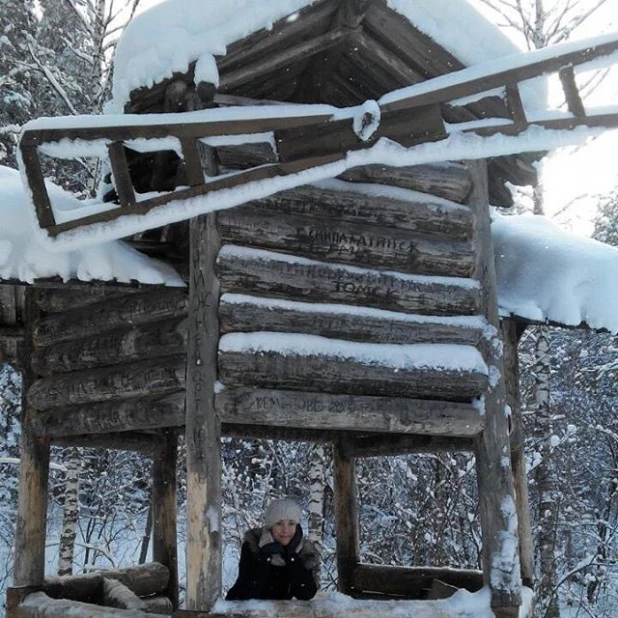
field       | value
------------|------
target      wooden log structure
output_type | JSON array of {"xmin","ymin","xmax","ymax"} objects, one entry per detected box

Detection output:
[
  {"xmin": 352, "ymin": 564, "xmax": 483, "ymax": 597},
  {"xmin": 43, "ymin": 562, "xmax": 170, "ymax": 603}
]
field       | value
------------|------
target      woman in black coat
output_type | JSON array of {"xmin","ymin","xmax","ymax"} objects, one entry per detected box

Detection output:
[{"xmin": 226, "ymin": 498, "xmax": 320, "ymax": 601}]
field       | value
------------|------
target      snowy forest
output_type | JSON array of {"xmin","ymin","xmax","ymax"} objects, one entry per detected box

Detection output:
[{"xmin": 1, "ymin": 1, "xmax": 618, "ymax": 618}]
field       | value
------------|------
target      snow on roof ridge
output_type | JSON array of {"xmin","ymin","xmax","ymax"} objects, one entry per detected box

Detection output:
[{"xmin": 111, "ymin": 0, "xmax": 530, "ymax": 112}]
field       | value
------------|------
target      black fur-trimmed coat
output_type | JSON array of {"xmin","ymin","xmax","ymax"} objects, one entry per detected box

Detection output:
[{"xmin": 226, "ymin": 527, "xmax": 320, "ymax": 601}]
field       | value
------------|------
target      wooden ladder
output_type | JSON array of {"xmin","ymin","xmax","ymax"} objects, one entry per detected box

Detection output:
[{"xmin": 18, "ymin": 32, "xmax": 618, "ymax": 242}]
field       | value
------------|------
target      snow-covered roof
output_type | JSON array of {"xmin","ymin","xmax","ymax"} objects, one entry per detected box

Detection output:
[
  {"xmin": 110, "ymin": 0, "xmax": 535, "ymax": 112},
  {"xmin": 494, "ymin": 212, "xmax": 618, "ymax": 333},
  {"xmin": 2, "ymin": 164, "xmax": 618, "ymax": 333},
  {"xmin": 0, "ymin": 166, "xmax": 183, "ymax": 286}
]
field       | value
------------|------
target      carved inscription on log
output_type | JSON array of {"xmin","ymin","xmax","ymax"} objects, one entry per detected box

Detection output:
[
  {"xmin": 216, "ymin": 388, "xmax": 485, "ymax": 436},
  {"xmin": 217, "ymin": 209, "xmax": 474, "ymax": 276},
  {"xmin": 217, "ymin": 247, "xmax": 481, "ymax": 316}
]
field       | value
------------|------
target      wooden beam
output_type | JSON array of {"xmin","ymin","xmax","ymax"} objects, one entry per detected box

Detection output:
[
  {"xmin": 217, "ymin": 247, "xmax": 482, "ymax": 317},
  {"xmin": 339, "ymin": 163, "xmax": 473, "ymax": 204},
  {"xmin": 559, "ymin": 66, "xmax": 586, "ymax": 117},
  {"xmin": 502, "ymin": 320, "xmax": 534, "ymax": 588},
  {"xmin": 342, "ymin": 434, "xmax": 476, "ymax": 458},
  {"xmin": 217, "ymin": 206, "xmax": 475, "ymax": 277},
  {"xmin": 27, "ymin": 355, "xmax": 186, "ymax": 409},
  {"xmin": 216, "ymin": 389, "xmax": 484, "ymax": 436},
  {"xmin": 32, "ymin": 317, "xmax": 188, "ymax": 376},
  {"xmin": 107, "ymin": 142, "xmax": 136, "ymax": 207},
  {"xmin": 102, "ymin": 579, "xmax": 147, "ymax": 611},
  {"xmin": 218, "ymin": 348, "xmax": 488, "ymax": 401},
  {"xmin": 31, "ymin": 394, "xmax": 185, "ymax": 438},
  {"xmin": 220, "ymin": 295, "xmax": 484, "ymax": 346},
  {"xmin": 33, "ymin": 289, "xmax": 188, "ymax": 347},
  {"xmin": 333, "ymin": 439, "xmax": 360, "ymax": 595},
  {"xmin": 468, "ymin": 161, "xmax": 521, "ymax": 617},
  {"xmin": 15, "ymin": 592, "xmax": 168, "ymax": 618},
  {"xmin": 18, "ymin": 145, "xmax": 55, "ymax": 228},
  {"xmin": 52, "ymin": 432, "xmax": 160, "ymax": 453},
  {"xmin": 152, "ymin": 431, "xmax": 180, "ymax": 608},
  {"xmin": 185, "ymin": 213, "xmax": 222, "ymax": 610},
  {"xmin": 352, "ymin": 564, "xmax": 483, "ymax": 597},
  {"xmin": 13, "ymin": 289, "xmax": 50, "ymax": 588},
  {"xmin": 227, "ymin": 182, "xmax": 474, "ymax": 239},
  {"xmin": 44, "ymin": 562, "xmax": 169, "ymax": 603}
]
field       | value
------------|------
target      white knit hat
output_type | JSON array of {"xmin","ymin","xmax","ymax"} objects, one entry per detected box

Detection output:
[{"xmin": 264, "ymin": 498, "xmax": 302, "ymax": 529}]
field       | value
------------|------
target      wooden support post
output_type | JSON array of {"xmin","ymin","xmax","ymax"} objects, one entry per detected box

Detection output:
[
  {"xmin": 502, "ymin": 320, "xmax": 534, "ymax": 588},
  {"xmin": 13, "ymin": 289, "xmax": 51, "ymax": 588},
  {"xmin": 153, "ymin": 430, "xmax": 179, "ymax": 608},
  {"xmin": 469, "ymin": 161, "xmax": 522, "ymax": 618},
  {"xmin": 185, "ymin": 213, "xmax": 221, "ymax": 610},
  {"xmin": 332, "ymin": 438, "xmax": 360, "ymax": 596}
]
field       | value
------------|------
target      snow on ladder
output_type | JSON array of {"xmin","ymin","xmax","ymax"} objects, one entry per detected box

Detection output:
[{"xmin": 18, "ymin": 31, "xmax": 618, "ymax": 246}]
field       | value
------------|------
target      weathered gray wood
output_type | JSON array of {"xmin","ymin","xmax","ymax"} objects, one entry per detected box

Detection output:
[
  {"xmin": 236, "ymin": 183, "xmax": 474, "ymax": 238},
  {"xmin": 35, "ymin": 288, "xmax": 135, "ymax": 313},
  {"xmin": 342, "ymin": 434, "xmax": 475, "ymax": 458},
  {"xmin": 32, "ymin": 318, "xmax": 188, "ymax": 376},
  {"xmin": 217, "ymin": 0, "xmax": 338, "ymax": 74},
  {"xmin": 216, "ymin": 142, "xmax": 277, "ymax": 170},
  {"xmin": 142, "ymin": 596, "xmax": 174, "ymax": 615},
  {"xmin": 339, "ymin": 164, "xmax": 472, "ymax": 204},
  {"xmin": 15, "ymin": 592, "xmax": 168, "ymax": 618},
  {"xmin": 469, "ymin": 161, "xmax": 521, "ymax": 617},
  {"xmin": 559, "ymin": 66, "xmax": 586, "ymax": 117},
  {"xmin": 31, "ymin": 394, "xmax": 185, "ymax": 438},
  {"xmin": 13, "ymin": 289, "xmax": 50, "ymax": 588},
  {"xmin": 220, "ymin": 295, "xmax": 484, "ymax": 346},
  {"xmin": 218, "ymin": 349, "xmax": 487, "ymax": 401},
  {"xmin": 34, "ymin": 289, "xmax": 188, "ymax": 347},
  {"xmin": 218, "ymin": 208, "xmax": 474, "ymax": 276},
  {"xmin": 217, "ymin": 247, "xmax": 481, "ymax": 317},
  {"xmin": 102, "ymin": 579, "xmax": 148, "ymax": 611},
  {"xmin": 352, "ymin": 564, "xmax": 483, "ymax": 597},
  {"xmin": 220, "ymin": 28, "xmax": 348, "ymax": 91},
  {"xmin": 108, "ymin": 142, "xmax": 136, "ymax": 206},
  {"xmin": 333, "ymin": 439, "xmax": 360, "ymax": 596},
  {"xmin": 185, "ymin": 214, "xmax": 221, "ymax": 610},
  {"xmin": 44, "ymin": 563, "xmax": 170, "ymax": 602},
  {"xmin": 503, "ymin": 320, "xmax": 534, "ymax": 588},
  {"xmin": 28, "ymin": 356, "xmax": 186, "ymax": 409},
  {"xmin": 216, "ymin": 388, "xmax": 484, "ymax": 436},
  {"xmin": 153, "ymin": 431, "xmax": 179, "ymax": 608},
  {"xmin": 52, "ymin": 433, "xmax": 159, "ymax": 453}
]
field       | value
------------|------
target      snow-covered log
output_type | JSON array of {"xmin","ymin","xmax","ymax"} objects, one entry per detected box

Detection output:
[
  {"xmin": 14, "ymin": 592, "xmax": 168, "ymax": 618},
  {"xmin": 216, "ymin": 247, "xmax": 481, "ymax": 316},
  {"xmin": 339, "ymin": 163, "xmax": 473, "ymax": 204},
  {"xmin": 231, "ymin": 183, "xmax": 474, "ymax": 239},
  {"xmin": 44, "ymin": 562, "xmax": 169, "ymax": 601},
  {"xmin": 217, "ymin": 208, "xmax": 474, "ymax": 277},
  {"xmin": 218, "ymin": 346, "xmax": 488, "ymax": 401},
  {"xmin": 219, "ymin": 295, "xmax": 484, "ymax": 346},
  {"xmin": 102, "ymin": 578, "xmax": 148, "ymax": 611}
]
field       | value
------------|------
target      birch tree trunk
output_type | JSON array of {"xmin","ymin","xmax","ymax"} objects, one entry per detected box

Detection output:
[
  {"xmin": 308, "ymin": 445, "xmax": 326, "ymax": 544},
  {"xmin": 58, "ymin": 447, "xmax": 82, "ymax": 576},
  {"xmin": 533, "ymin": 329, "xmax": 560, "ymax": 618}
]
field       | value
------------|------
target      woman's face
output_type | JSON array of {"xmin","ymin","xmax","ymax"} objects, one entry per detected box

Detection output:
[{"xmin": 271, "ymin": 519, "xmax": 297, "ymax": 546}]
